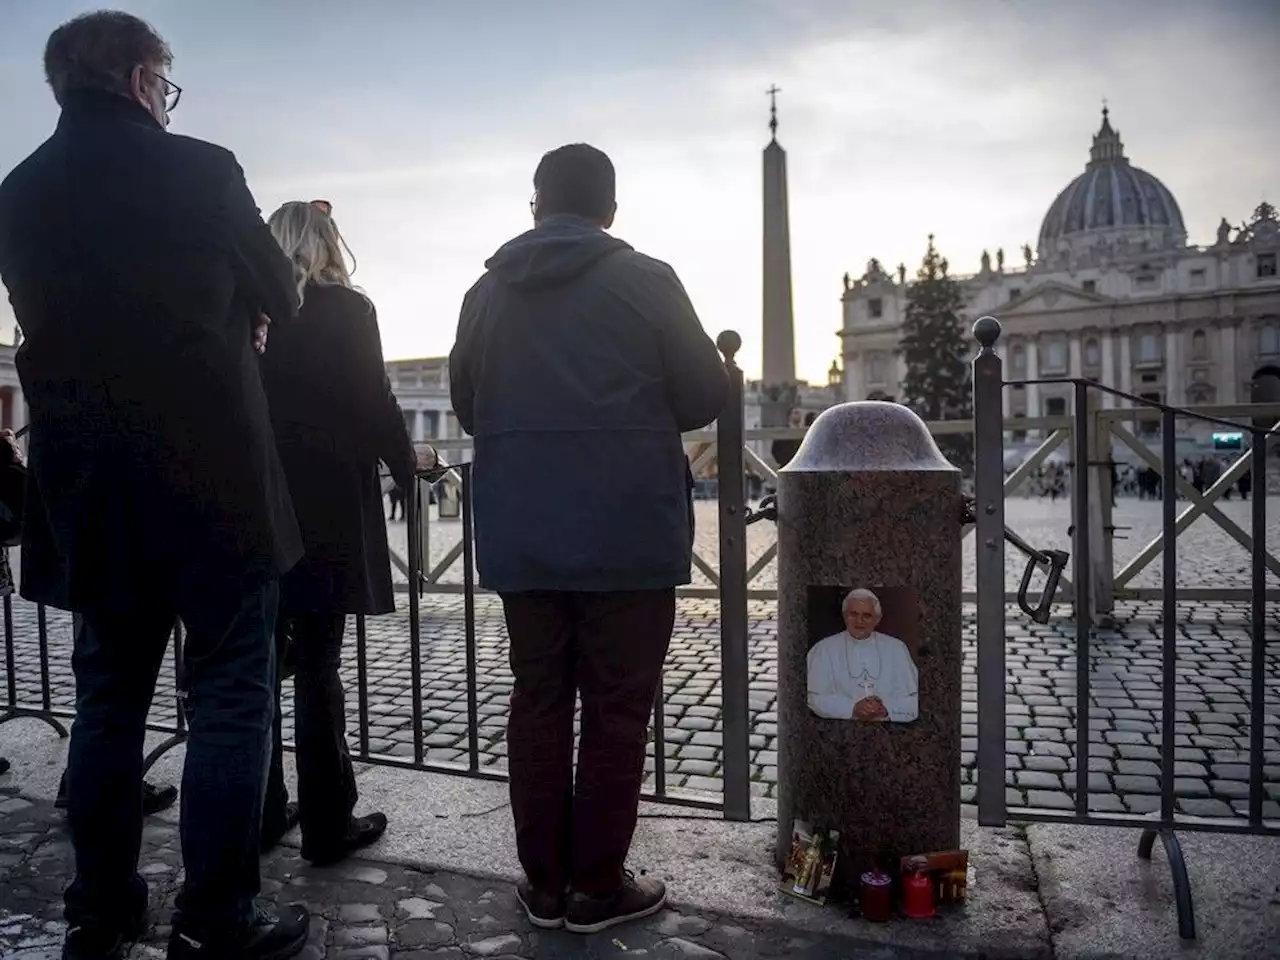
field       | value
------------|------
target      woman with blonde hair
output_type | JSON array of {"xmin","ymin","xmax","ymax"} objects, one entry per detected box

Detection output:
[{"xmin": 258, "ymin": 200, "xmax": 434, "ymax": 864}]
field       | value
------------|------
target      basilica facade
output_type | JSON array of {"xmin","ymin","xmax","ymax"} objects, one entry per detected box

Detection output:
[{"xmin": 839, "ymin": 109, "xmax": 1280, "ymax": 445}]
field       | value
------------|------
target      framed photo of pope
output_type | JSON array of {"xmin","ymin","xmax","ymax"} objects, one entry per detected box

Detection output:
[{"xmin": 805, "ymin": 585, "xmax": 920, "ymax": 723}]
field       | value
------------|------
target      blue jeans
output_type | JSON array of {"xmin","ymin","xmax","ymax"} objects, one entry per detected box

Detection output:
[{"xmin": 64, "ymin": 579, "xmax": 279, "ymax": 933}]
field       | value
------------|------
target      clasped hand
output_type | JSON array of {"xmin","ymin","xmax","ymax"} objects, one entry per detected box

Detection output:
[{"xmin": 852, "ymin": 696, "xmax": 888, "ymax": 721}]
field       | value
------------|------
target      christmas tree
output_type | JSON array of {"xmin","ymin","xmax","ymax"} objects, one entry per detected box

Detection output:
[{"xmin": 898, "ymin": 235, "xmax": 973, "ymax": 471}]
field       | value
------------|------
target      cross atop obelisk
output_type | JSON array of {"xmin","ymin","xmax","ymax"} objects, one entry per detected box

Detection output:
[{"xmin": 767, "ymin": 84, "xmax": 781, "ymax": 140}]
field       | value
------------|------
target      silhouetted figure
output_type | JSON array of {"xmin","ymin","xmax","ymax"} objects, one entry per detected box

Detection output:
[
  {"xmin": 0, "ymin": 12, "xmax": 309, "ymax": 958},
  {"xmin": 450, "ymin": 143, "xmax": 727, "ymax": 934}
]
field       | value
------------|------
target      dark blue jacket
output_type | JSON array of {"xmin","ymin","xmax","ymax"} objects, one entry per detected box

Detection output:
[{"xmin": 449, "ymin": 215, "xmax": 728, "ymax": 592}]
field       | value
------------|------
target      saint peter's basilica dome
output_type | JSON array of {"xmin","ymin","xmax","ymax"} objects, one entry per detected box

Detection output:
[{"xmin": 1037, "ymin": 108, "xmax": 1186, "ymax": 260}]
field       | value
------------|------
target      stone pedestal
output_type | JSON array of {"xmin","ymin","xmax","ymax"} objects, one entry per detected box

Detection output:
[{"xmin": 775, "ymin": 401, "xmax": 963, "ymax": 889}]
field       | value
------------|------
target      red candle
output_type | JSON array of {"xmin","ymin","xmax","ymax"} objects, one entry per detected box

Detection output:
[
  {"xmin": 859, "ymin": 870, "xmax": 893, "ymax": 922},
  {"xmin": 902, "ymin": 869, "xmax": 936, "ymax": 919}
]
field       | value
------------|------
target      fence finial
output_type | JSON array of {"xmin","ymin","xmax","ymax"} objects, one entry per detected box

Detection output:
[
  {"xmin": 973, "ymin": 316, "xmax": 1002, "ymax": 352},
  {"xmin": 717, "ymin": 330, "xmax": 742, "ymax": 363}
]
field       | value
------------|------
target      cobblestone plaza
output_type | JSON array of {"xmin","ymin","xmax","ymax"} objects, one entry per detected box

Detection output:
[{"xmin": 4, "ymin": 498, "xmax": 1278, "ymax": 820}]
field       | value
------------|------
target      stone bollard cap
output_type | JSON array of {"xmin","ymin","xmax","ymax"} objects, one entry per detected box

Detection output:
[{"xmin": 782, "ymin": 401, "xmax": 958, "ymax": 473}]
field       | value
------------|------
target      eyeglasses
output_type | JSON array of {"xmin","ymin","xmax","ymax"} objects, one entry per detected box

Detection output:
[
  {"xmin": 310, "ymin": 200, "xmax": 333, "ymax": 215},
  {"xmin": 529, "ymin": 192, "xmax": 537, "ymax": 216},
  {"xmin": 152, "ymin": 71, "xmax": 181, "ymax": 113}
]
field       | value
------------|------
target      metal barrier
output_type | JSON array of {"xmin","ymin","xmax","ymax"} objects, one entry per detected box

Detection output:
[
  {"xmin": 4, "ymin": 320, "xmax": 1276, "ymax": 876},
  {"xmin": 406, "ymin": 422, "xmax": 1280, "ymax": 610},
  {"xmin": 970, "ymin": 315, "xmax": 1278, "ymax": 942},
  {"xmin": 0, "ymin": 596, "xmax": 66, "ymax": 739},
  {"xmin": 0, "ymin": 331, "xmax": 756, "ymax": 822}
]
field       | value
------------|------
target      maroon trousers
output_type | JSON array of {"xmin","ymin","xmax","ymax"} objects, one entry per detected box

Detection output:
[{"xmin": 500, "ymin": 588, "xmax": 675, "ymax": 897}]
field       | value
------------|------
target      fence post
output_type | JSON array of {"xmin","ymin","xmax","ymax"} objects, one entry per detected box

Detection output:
[
  {"xmin": 406, "ymin": 468, "xmax": 425, "ymax": 765},
  {"xmin": 416, "ymin": 474, "xmax": 430, "ymax": 597},
  {"xmin": 1088, "ymin": 405, "xmax": 1115, "ymax": 618},
  {"xmin": 715, "ymin": 330, "xmax": 752, "ymax": 823},
  {"xmin": 971, "ymin": 317, "xmax": 1007, "ymax": 827}
]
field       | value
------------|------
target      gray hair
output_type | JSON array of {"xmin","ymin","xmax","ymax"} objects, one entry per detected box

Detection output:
[
  {"xmin": 43, "ymin": 11, "xmax": 172, "ymax": 107},
  {"xmin": 842, "ymin": 588, "xmax": 881, "ymax": 617}
]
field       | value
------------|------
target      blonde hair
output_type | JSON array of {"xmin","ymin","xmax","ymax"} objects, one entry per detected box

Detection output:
[{"xmin": 267, "ymin": 201, "xmax": 361, "ymax": 306}]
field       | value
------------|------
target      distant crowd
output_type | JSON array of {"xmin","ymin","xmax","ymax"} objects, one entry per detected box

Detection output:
[{"xmin": 1020, "ymin": 457, "xmax": 1255, "ymax": 501}]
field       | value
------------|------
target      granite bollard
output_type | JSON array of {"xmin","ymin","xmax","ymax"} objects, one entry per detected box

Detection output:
[{"xmin": 775, "ymin": 401, "xmax": 963, "ymax": 890}]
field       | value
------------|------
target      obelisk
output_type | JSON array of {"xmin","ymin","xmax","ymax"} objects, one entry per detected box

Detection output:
[{"xmin": 761, "ymin": 85, "xmax": 796, "ymax": 429}]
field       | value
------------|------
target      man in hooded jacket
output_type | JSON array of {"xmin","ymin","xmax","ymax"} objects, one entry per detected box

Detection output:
[{"xmin": 449, "ymin": 143, "xmax": 727, "ymax": 935}]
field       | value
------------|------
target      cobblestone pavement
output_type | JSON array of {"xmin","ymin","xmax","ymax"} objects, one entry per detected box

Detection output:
[
  {"xmin": 0, "ymin": 790, "xmax": 912, "ymax": 959},
  {"xmin": 3, "ymin": 498, "xmax": 1278, "ymax": 822}
]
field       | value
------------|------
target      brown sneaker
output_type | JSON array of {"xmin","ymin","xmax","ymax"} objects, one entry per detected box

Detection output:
[
  {"xmin": 515, "ymin": 878, "xmax": 565, "ymax": 929},
  {"xmin": 564, "ymin": 871, "xmax": 666, "ymax": 934}
]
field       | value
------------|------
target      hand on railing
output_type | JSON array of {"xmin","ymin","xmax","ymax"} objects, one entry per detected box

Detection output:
[
  {"xmin": 745, "ymin": 494, "xmax": 777, "ymax": 525},
  {"xmin": 415, "ymin": 447, "xmax": 454, "ymax": 486},
  {"xmin": 413, "ymin": 442, "xmax": 439, "ymax": 475}
]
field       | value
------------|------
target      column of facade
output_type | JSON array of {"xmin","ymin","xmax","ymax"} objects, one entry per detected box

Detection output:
[
  {"xmin": 1100, "ymin": 332, "xmax": 1116, "ymax": 408},
  {"xmin": 1025, "ymin": 336, "xmax": 1040, "ymax": 436},
  {"xmin": 1220, "ymin": 321, "xmax": 1238, "ymax": 404},
  {"xmin": 1118, "ymin": 332, "xmax": 1132, "ymax": 400},
  {"xmin": 844, "ymin": 353, "xmax": 863, "ymax": 404},
  {"xmin": 1164, "ymin": 326, "xmax": 1182, "ymax": 407},
  {"xmin": 1068, "ymin": 334, "xmax": 1083, "ymax": 380}
]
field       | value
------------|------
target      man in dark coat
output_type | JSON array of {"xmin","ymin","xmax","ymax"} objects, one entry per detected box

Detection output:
[
  {"xmin": 450, "ymin": 143, "xmax": 728, "ymax": 935},
  {"xmin": 0, "ymin": 12, "xmax": 309, "ymax": 960}
]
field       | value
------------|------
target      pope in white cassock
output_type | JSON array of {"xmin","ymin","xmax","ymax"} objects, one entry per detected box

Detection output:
[{"xmin": 807, "ymin": 588, "xmax": 919, "ymax": 722}]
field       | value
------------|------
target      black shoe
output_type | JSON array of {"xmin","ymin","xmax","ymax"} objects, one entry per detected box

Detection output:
[
  {"xmin": 0, "ymin": 757, "xmax": 9, "ymax": 775},
  {"xmin": 564, "ymin": 870, "xmax": 667, "ymax": 934},
  {"xmin": 143, "ymin": 780, "xmax": 179, "ymax": 816},
  {"xmin": 62, "ymin": 913, "xmax": 146, "ymax": 960},
  {"xmin": 168, "ymin": 901, "xmax": 309, "ymax": 960},
  {"xmin": 56, "ymin": 774, "xmax": 176, "ymax": 814},
  {"xmin": 261, "ymin": 801, "xmax": 301, "ymax": 852},
  {"xmin": 516, "ymin": 878, "xmax": 566, "ymax": 930},
  {"xmin": 300, "ymin": 811, "xmax": 388, "ymax": 867}
]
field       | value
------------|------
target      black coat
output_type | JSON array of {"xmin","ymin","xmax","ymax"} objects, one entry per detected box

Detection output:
[
  {"xmin": 260, "ymin": 284, "xmax": 415, "ymax": 615},
  {"xmin": 449, "ymin": 215, "xmax": 727, "ymax": 593},
  {"xmin": 0, "ymin": 91, "xmax": 302, "ymax": 614},
  {"xmin": 0, "ymin": 443, "xmax": 24, "ymax": 598}
]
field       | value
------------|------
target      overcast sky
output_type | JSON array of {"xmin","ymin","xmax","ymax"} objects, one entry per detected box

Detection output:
[{"xmin": 1, "ymin": 0, "xmax": 1277, "ymax": 381}]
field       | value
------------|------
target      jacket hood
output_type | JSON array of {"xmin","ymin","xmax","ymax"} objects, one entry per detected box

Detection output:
[{"xmin": 485, "ymin": 215, "xmax": 632, "ymax": 289}]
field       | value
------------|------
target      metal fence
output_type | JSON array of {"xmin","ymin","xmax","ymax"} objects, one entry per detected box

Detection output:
[
  {"xmin": 3, "ymin": 321, "xmax": 1278, "ymax": 934},
  {"xmin": 407, "ymin": 418, "xmax": 1280, "ymax": 611},
  {"xmin": 0, "ymin": 330, "xmax": 758, "ymax": 822},
  {"xmin": 970, "ymin": 315, "xmax": 1278, "ymax": 941}
]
